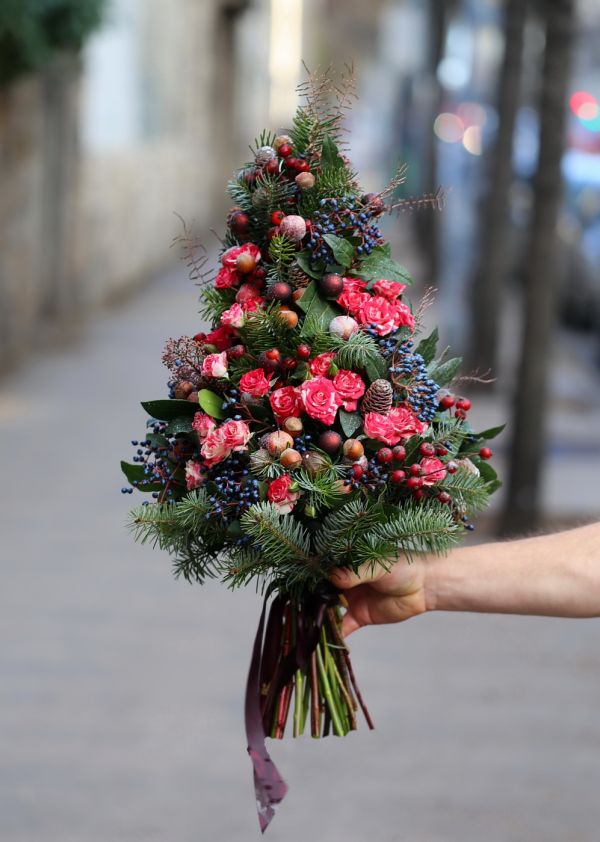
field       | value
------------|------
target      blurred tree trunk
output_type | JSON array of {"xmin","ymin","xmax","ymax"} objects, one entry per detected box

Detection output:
[
  {"xmin": 467, "ymin": 0, "xmax": 526, "ymax": 382},
  {"xmin": 500, "ymin": 0, "xmax": 574, "ymax": 535},
  {"xmin": 415, "ymin": 0, "xmax": 450, "ymax": 287}
]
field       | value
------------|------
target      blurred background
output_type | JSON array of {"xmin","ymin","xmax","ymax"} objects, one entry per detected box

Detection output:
[{"xmin": 1, "ymin": 1, "xmax": 600, "ymax": 840}]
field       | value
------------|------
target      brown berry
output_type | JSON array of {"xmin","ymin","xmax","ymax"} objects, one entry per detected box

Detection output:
[
  {"xmin": 318, "ymin": 430, "xmax": 342, "ymax": 455},
  {"xmin": 279, "ymin": 308, "xmax": 299, "ymax": 329},
  {"xmin": 343, "ymin": 439, "xmax": 364, "ymax": 461},
  {"xmin": 268, "ymin": 282, "xmax": 292, "ymax": 302},
  {"xmin": 236, "ymin": 252, "xmax": 257, "ymax": 274},
  {"xmin": 174, "ymin": 380, "xmax": 194, "ymax": 399},
  {"xmin": 282, "ymin": 417, "xmax": 303, "ymax": 437},
  {"xmin": 318, "ymin": 273, "xmax": 344, "ymax": 299},
  {"xmin": 280, "ymin": 448, "xmax": 302, "ymax": 469},
  {"xmin": 266, "ymin": 431, "xmax": 294, "ymax": 456}
]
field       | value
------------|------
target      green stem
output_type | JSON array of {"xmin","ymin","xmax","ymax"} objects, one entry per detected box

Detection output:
[
  {"xmin": 316, "ymin": 643, "xmax": 345, "ymax": 737},
  {"xmin": 293, "ymin": 669, "xmax": 304, "ymax": 738}
]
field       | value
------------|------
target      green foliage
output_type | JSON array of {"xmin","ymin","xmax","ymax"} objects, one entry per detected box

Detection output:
[
  {"xmin": 339, "ymin": 409, "xmax": 362, "ymax": 437},
  {"xmin": 428, "ymin": 356, "xmax": 462, "ymax": 388},
  {"xmin": 351, "ymin": 245, "xmax": 412, "ymax": 285},
  {"xmin": 141, "ymin": 399, "xmax": 197, "ymax": 421},
  {"xmin": 322, "ymin": 234, "xmax": 354, "ymax": 268},
  {"xmin": 415, "ymin": 328, "xmax": 439, "ymax": 366},
  {"xmin": 237, "ymin": 303, "xmax": 296, "ymax": 357},
  {"xmin": 199, "ymin": 286, "xmax": 235, "ymax": 323},
  {"xmin": 240, "ymin": 502, "xmax": 312, "ymax": 565},
  {"xmin": 297, "ymin": 282, "xmax": 339, "ymax": 333},
  {"xmin": 438, "ymin": 467, "xmax": 491, "ymax": 513},
  {"xmin": 0, "ymin": 0, "xmax": 105, "ymax": 85},
  {"xmin": 198, "ymin": 389, "xmax": 225, "ymax": 419},
  {"xmin": 121, "ymin": 461, "xmax": 163, "ymax": 493}
]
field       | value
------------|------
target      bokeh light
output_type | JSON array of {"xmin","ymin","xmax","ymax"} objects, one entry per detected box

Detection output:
[
  {"xmin": 462, "ymin": 124, "xmax": 482, "ymax": 155},
  {"xmin": 456, "ymin": 101, "xmax": 487, "ymax": 128},
  {"xmin": 569, "ymin": 90, "xmax": 597, "ymax": 116},
  {"xmin": 433, "ymin": 112, "xmax": 464, "ymax": 143}
]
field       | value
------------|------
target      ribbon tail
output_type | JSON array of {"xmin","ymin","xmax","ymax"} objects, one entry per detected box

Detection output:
[{"xmin": 245, "ymin": 597, "xmax": 288, "ymax": 833}]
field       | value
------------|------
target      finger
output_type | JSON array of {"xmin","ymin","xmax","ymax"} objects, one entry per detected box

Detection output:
[
  {"xmin": 329, "ymin": 563, "xmax": 388, "ymax": 590},
  {"xmin": 341, "ymin": 610, "xmax": 362, "ymax": 637}
]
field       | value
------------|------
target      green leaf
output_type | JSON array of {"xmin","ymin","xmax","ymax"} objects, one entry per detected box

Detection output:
[
  {"xmin": 141, "ymin": 399, "xmax": 197, "ymax": 421},
  {"xmin": 474, "ymin": 424, "xmax": 506, "ymax": 441},
  {"xmin": 295, "ymin": 252, "xmax": 323, "ymax": 280},
  {"xmin": 351, "ymin": 246, "xmax": 412, "ymax": 284},
  {"xmin": 320, "ymin": 135, "xmax": 344, "ymax": 170},
  {"xmin": 428, "ymin": 356, "xmax": 461, "ymax": 387},
  {"xmin": 322, "ymin": 234, "xmax": 354, "ymax": 268},
  {"xmin": 365, "ymin": 355, "xmax": 387, "ymax": 382},
  {"xmin": 297, "ymin": 281, "xmax": 339, "ymax": 331},
  {"xmin": 415, "ymin": 328, "xmax": 439, "ymax": 366},
  {"xmin": 339, "ymin": 409, "xmax": 363, "ymax": 437},
  {"xmin": 120, "ymin": 461, "xmax": 163, "ymax": 492},
  {"xmin": 198, "ymin": 389, "xmax": 226, "ymax": 420},
  {"xmin": 166, "ymin": 415, "xmax": 194, "ymax": 435}
]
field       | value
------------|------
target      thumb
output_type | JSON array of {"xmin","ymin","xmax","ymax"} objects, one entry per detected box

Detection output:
[{"xmin": 329, "ymin": 562, "xmax": 388, "ymax": 590}]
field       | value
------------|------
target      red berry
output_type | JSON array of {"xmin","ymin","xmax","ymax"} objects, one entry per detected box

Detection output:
[
  {"xmin": 377, "ymin": 447, "xmax": 393, "ymax": 464},
  {"xmin": 283, "ymin": 357, "xmax": 297, "ymax": 371},
  {"xmin": 436, "ymin": 445, "xmax": 449, "ymax": 457},
  {"xmin": 229, "ymin": 210, "xmax": 250, "ymax": 235},
  {"xmin": 439, "ymin": 394, "xmax": 455, "ymax": 410},
  {"xmin": 266, "ymin": 348, "xmax": 281, "ymax": 361},
  {"xmin": 352, "ymin": 464, "xmax": 364, "ymax": 480},
  {"xmin": 456, "ymin": 397, "xmax": 471, "ymax": 411},
  {"xmin": 479, "ymin": 447, "xmax": 493, "ymax": 460},
  {"xmin": 268, "ymin": 281, "xmax": 292, "ymax": 302},
  {"xmin": 318, "ymin": 273, "xmax": 344, "ymax": 299},
  {"xmin": 226, "ymin": 344, "xmax": 246, "ymax": 359},
  {"xmin": 278, "ymin": 142, "xmax": 293, "ymax": 158},
  {"xmin": 296, "ymin": 343, "xmax": 311, "ymax": 360},
  {"xmin": 454, "ymin": 408, "xmax": 467, "ymax": 420},
  {"xmin": 446, "ymin": 460, "xmax": 458, "ymax": 474},
  {"xmin": 412, "ymin": 488, "xmax": 426, "ymax": 500},
  {"xmin": 407, "ymin": 476, "xmax": 423, "ymax": 489},
  {"xmin": 296, "ymin": 158, "xmax": 310, "ymax": 172},
  {"xmin": 193, "ymin": 332, "xmax": 206, "ymax": 343},
  {"xmin": 437, "ymin": 491, "xmax": 452, "ymax": 504},
  {"xmin": 391, "ymin": 469, "xmax": 406, "ymax": 484},
  {"xmin": 271, "ymin": 210, "xmax": 285, "ymax": 225},
  {"xmin": 419, "ymin": 442, "xmax": 435, "ymax": 457},
  {"xmin": 392, "ymin": 445, "xmax": 406, "ymax": 462},
  {"xmin": 267, "ymin": 226, "xmax": 280, "ymax": 241},
  {"xmin": 265, "ymin": 159, "xmax": 280, "ymax": 175},
  {"xmin": 409, "ymin": 463, "xmax": 422, "ymax": 476}
]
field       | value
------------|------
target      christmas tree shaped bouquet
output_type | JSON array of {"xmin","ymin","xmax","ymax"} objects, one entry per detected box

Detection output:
[{"xmin": 121, "ymin": 68, "xmax": 502, "ymax": 831}]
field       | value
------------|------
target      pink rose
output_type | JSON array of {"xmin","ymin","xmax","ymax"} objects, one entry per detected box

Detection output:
[
  {"xmin": 363, "ymin": 411, "xmax": 399, "ymax": 446},
  {"xmin": 270, "ymin": 385, "xmax": 302, "ymax": 423},
  {"xmin": 332, "ymin": 369, "xmax": 366, "ymax": 411},
  {"xmin": 300, "ymin": 376, "xmax": 342, "ymax": 425},
  {"xmin": 392, "ymin": 301, "xmax": 415, "ymax": 331},
  {"xmin": 215, "ymin": 266, "xmax": 241, "ymax": 289},
  {"xmin": 239, "ymin": 368, "xmax": 272, "ymax": 397},
  {"xmin": 220, "ymin": 419, "xmax": 251, "ymax": 451},
  {"xmin": 192, "ymin": 412, "xmax": 216, "ymax": 440},
  {"xmin": 202, "ymin": 351, "xmax": 228, "ymax": 378},
  {"xmin": 221, "ymin": 243, "xmax": 261, "ymax": 269},
  {"xmin": 388, "ymin": 406, "xmax": 428, "ymax": 440},
  {"xmin": 267, "ymin": 474, "xmax": 300, "ymax": 514},
  {"xmin": 200, "ymin": 429, "xmax": 230, "ymax": 467},
  {"xmin": 336, "ymin": 278, "xmax": 369, "ymax": 315},
  {"xmin": 420, "ymin": 457, "xmax": 447, "ymax": 486},
  {"xmin": 358, "ymin": 295, "xmax": 398, "ymax": 336},
  {"xmin": 372, "ymin": 279, "xmax": 407, "ymax": 300},
  {"xmin": 205, "ymin": 326, "xmax": 236, "ymax": 351},
  {"xmin": 185, "ymin": 460, "xmax": 206, "ymax": 490},
  {"xmin": 220, "ymin": 303, "xmax": 245, "ymax": 328},
  {"xmin": 241, "ymin": 295, "xmax": 264, "ymax": 313},
  {"xmin": 309, "ymin": 352, "xmax": 336, "ymax": 377}
]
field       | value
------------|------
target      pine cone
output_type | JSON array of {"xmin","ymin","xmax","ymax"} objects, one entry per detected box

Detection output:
[
  {"xmin": 288, "ymin": 264, "xmax": 311, "ymax": 290},
  {"xmin": 361, "ymin": 379, "xmax": 393, "ymax": 415}
]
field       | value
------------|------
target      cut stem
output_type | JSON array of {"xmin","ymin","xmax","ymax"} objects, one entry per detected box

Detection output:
[{"xmin": 316, "ymin": 643, "xmax": 345, "ymax": 736}]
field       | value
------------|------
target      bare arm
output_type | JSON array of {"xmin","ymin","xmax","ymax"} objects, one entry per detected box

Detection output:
[{"xmin": 330, "ymin": 522, "xmax": 600, "ymax": 637}]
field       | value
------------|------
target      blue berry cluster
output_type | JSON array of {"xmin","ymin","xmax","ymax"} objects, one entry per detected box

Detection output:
[
  {"xmin": 343, "ymin": 457, "xmax": 389, "ymax": 491},
  {"xmin": 306, "ymin": 196, "xmax": 383, "ymax": 263},
  {"xmin": 121, "ymin": 423, "xmax": 190, "ymax": 499},
  {"xmin": 205, "ymin": 453, "xmax": 260, "ymax": 528},
  {"xmin": 390, "ymin": 340, "xmax": 440, "ymax": 423},
  {"xmin": 290, "ymin": 433, "xmax": 313, "ymax": 453}
]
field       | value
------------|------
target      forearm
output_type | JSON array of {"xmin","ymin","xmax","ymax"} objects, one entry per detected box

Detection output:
[{"xmin": 425, "ymin": 522, "xmax": 600, "ymax": 618}]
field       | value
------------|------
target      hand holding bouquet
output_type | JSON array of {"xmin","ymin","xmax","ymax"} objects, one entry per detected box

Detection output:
[{"xmin": 121, "ymin": 68, "xmax": 502, "ymax": 831}]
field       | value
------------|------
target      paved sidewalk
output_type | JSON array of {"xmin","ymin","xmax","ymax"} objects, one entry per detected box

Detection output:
[{"xmin": 1, "ymin": 266, "xmax": 600, "ymax": 842}]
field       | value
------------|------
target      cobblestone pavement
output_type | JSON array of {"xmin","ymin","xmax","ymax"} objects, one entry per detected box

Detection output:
[{"xmin": 1, "ymin": 267, "xmax": 600, "ymax": 842}]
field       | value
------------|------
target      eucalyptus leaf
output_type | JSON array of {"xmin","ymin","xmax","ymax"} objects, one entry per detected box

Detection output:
[
  {"xmin": 198, "ymin": 389, "xmax": 226, "ymax": 419},
  {"xmin": 322, "ymin": 234, "xmax": 354, "ymax": 268},
  {"xmin": 297, "ymin": 281, "xmax": 339, "ymax": 331},
  {"xmin": 428, "ymin": 356, "xmax": 461, "ymax": 388},
  {"xmin": 415, "ymin": 328, "xmax": 439, "ymax": 365},
  {"xmin": 166, "ymin": 415, "xmax": 194, "ymax": 435},
  {"xmin": 141, "ymin": 399, "xmax": 197, "ymax": 421},
  {"xmin": 339, "ymin": 409, "xmax": 363, "ymax": 437},
  {"xmin": 474, "ymin": 423, "xmax": 506, "ymax": 441},
  {"xmin": 295, "ymin": 251, "xmax": 323, "ymax": 280},
  {"xmin": 351, "ymin": 245, "xmax": 412, "ymax": 284}
]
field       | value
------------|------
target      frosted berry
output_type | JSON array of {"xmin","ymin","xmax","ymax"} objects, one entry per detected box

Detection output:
[
  {"xmin": 267, "ymin": 430, "xmax": 294, "ymax": 456},
  {"xmin": 295, "ymin": 172, "xmax": 315, "ymax": 190},
  {"xmin": 226, "ymin": 344, "xmax": 246, "ymax": 359},
  {"xmin": 446, "ymin": 460, "xmax": 458, "ymax": 474},
  {"xmin": 318, "ymin": 273, "xmax": 344, "ymax": 299},
  {"xmin": 229, "ymin": 210, "xmax": 250, "ymax": 236},
  {"xmin": 296, "ymin": 343, "xmax": 311, "ymax": 360},
  {"xmin": 392, "ymin": 445, "xmax": 406, "ymax": 462},
  {"xmin": 265, "ymin": 159, "xmax": 280, "ymax": 175},
  {"xmin": 377, "ymin": 447, "xmax": 393, "ymax": 464},
  {"xmin": 352, "ymin": 464, "xmax": 364, "ymax": 479},
  {"xmin": 266, "ymin": 348, "xmax": 281, "ymax": 361},
  {"xmin": 479, "ymin": 447, "xmax": 493, "ymax": 459},
  {"xmin": 279, "ymin": 215, "xmax": 307, "ymax": 242},
  {"xmin": 391, "ymin": 469, "xmax": 406, "ymax": 483},
  {"xmin": 269, "ymin": 281, "xmax": 292, "ymax": 301},
  {"xmin": 318, "ymin": 430, "xmax": 342, "ymax": 455},
  {"xmin": 419, "ymin": 442, "xmax": 435, "ymax": 457}
]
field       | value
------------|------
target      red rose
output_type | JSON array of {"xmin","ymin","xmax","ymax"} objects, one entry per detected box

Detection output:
[
  {"xmin": 372, "ymin": 279, "xmax": 407, "ymax": 300},
  {"xmin": 270, "ymin": 385, "xmax": 302, "ymax": 422},
  {"xmin": 205, "ymin": 326, "xmax": 236, "ymax": 351},
  {"xmin": 392, "ymin": 301, "xmax": 415, "ymax": 331},
  {"xmin": 215, "ymin": 266, "xmax": 241, "ymax": 289},
  {"xmin": 388, "ymin": 406, "xmax": 428, "ymax": 440},
  {"xmin": 220, "ymin": 419, "xmax": 251, "ymax": 451},
  {"xmin": 363, "ymin": 411, "xmax": 399, "ymax": 446},
  {"xmin": 240, "ymin": 368, "xmax": 272, "ymax": 397},
  {"xmin": 358, "ymin": 295, "xmax": 398, "ymax": 336},
  {"xmin": 267, "ymin": 473, "xmax": 300, "ymax": 514},
  {"xmin": 221, "ymin": 243, "xmax": 261, "ymax": 268},
  {"xmin": 185, "ymin": 460, "xmax": 206, "ymax": 490},
  {"xmin": 309, "ymin": 352, "xmax": 336, "ymax": 377},
  {"xmin": 336, "ymin": 278, "xmax": 369, "ymax": 315},
  {"xmin": 420, "ymin": 457, "xmax": 447, "ymax": 486},
  {"xmin": 332, "ymin": 369, "xmax": 366, "ymax": 411},
  {"xmin": 241, "ymin": 296, "xmax": 264, "ymax": 313},
  {"xmin": 300, "ymin": 376, "xmax": 342, "ymax": 425},
  {"xmin": 200, "ymin": 429, "xmax": 230, "ymax": 467}
]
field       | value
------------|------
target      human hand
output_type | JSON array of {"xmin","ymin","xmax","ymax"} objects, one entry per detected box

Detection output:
[{"xmin": 330, "ymin": 556, "xmax": 428, "ymax": 637}]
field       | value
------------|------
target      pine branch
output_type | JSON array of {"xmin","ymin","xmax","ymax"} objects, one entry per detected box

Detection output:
[
  {"xmin": 313, "ymin": 499, "xmax": 386, "ymax": 563},
  {"xmin": 199, "ymin": 287, "xmax": 236, "ymax": 323},
  {"xmin": 240, "ymin": 503, "xmax": 313, "ymax": 566},
  {"xmin": 438, "ymin": 467, "xmax": 491, "ymax": 514}
]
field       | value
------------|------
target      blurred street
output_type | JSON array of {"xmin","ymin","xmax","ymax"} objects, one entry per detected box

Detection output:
[{"xmin": 1, "ymin": 265, "xmax": 600, "ymax": 842}]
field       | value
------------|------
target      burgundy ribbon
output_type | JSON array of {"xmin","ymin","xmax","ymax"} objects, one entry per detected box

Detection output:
[{"xmin": 244, "ymin": 586, "xmax": 339, "ymax": 832}]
